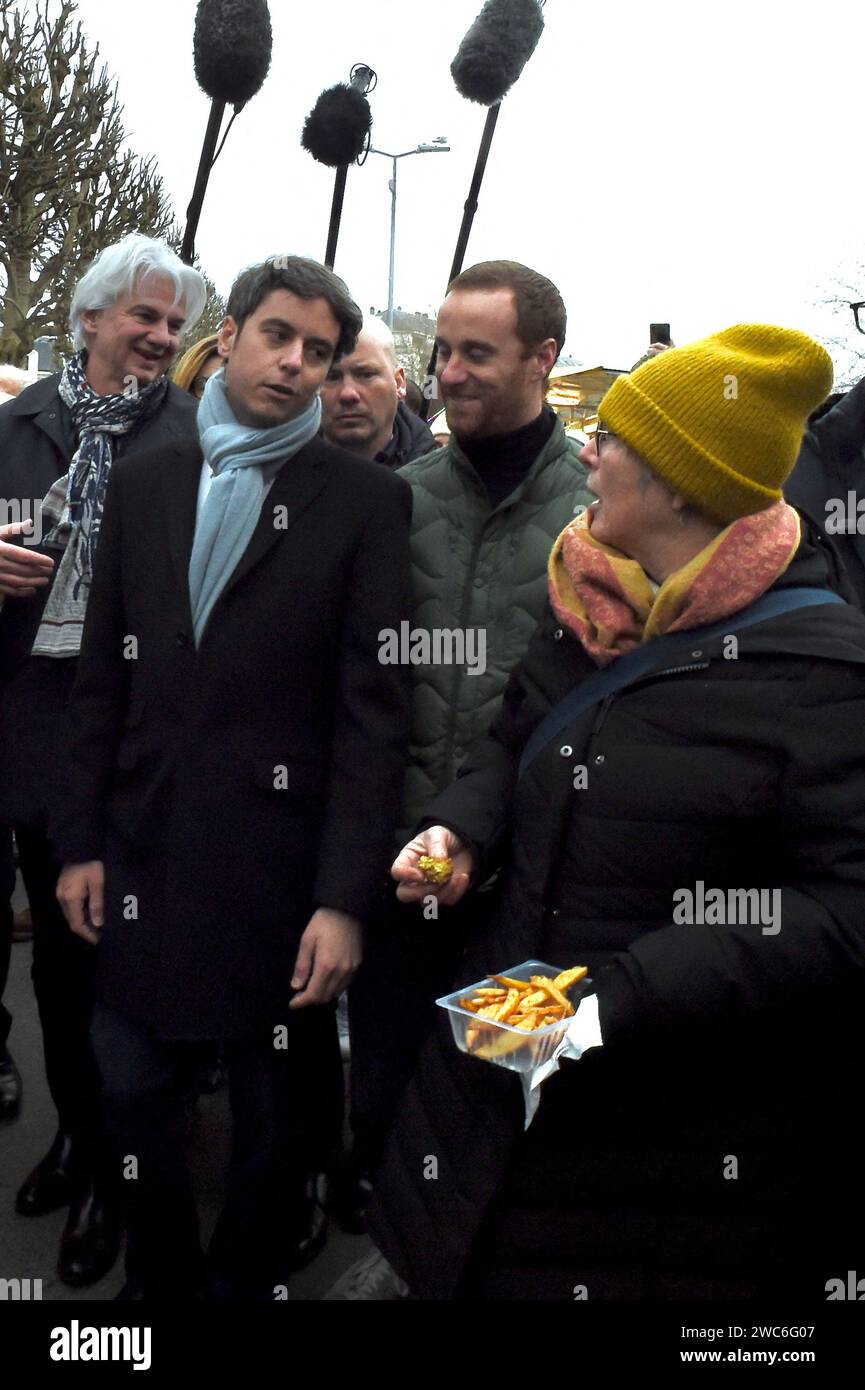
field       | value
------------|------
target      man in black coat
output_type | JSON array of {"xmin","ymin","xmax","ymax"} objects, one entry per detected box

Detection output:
[
  {"xmin": 320, "ymin": 317, "xmax": 436, "ymax": 467},
  {"xmin": 55, "ymin": 255, "xmax": 413, "ymax": 1301},
  {"xmin": 0, "ymin": 234, "xmax": 205, "ymax": 1286}
]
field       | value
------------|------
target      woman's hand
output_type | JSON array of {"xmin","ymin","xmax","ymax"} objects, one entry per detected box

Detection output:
[{"xmin": 391, "ymin": 825, "xmax": 475, "ymax": 908}]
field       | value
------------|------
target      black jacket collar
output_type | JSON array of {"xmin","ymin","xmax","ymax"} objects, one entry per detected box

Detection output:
[
  {"xmin": 6, "ymin": 373, "xmax": 63, "ymax": 416},
  {"xmin": 378, "ymin": 401, "xmax": 436, "ymax": 468}
]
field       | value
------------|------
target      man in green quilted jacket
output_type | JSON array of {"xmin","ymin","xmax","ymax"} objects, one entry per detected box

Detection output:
[{"xmin": 337, "ymin": 260, "xmax": 594, "ymax": 1236}]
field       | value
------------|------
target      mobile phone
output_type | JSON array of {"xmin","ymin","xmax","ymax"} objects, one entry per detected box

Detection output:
[{"xmin": 650, "ymin": 322, "xmax": 672, "ymax": 346}]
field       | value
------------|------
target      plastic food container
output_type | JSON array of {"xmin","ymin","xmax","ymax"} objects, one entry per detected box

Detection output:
[{"xmin": 436, "ymin": 959, "xmax": 591, "ymax": 1073}]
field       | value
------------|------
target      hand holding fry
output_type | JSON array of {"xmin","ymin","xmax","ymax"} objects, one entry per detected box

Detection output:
[{"xmin": 391, "ymin": 825, "xmax": 474, "ymax": 907}]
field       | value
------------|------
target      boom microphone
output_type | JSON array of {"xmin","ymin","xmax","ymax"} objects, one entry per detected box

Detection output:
[
  {"xmin": 301, "ymin": 84, "xmax": 373, "ymax": 169},
  {"xmin": 182, "ymin": 0, "xmax": 273, "ymax": 263},
  {"xmin": 451, "ymin": 0, "xmax": 545, "ymax": 106},
  {"xmin": 193, "ymin": 0, "xmax": 273, "ymax": 108},
  {"xmin": 423, "ymin": 0, "xmax": 544, "ymax": 385},
  {"xmin": 302, "ymin": 65, "xmax": 377, "ymax": 270}
]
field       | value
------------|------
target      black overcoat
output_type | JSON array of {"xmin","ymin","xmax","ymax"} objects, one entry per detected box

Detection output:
[
  {"xmin": 0, "ymin": 374, "xmax": 199, "ymax": 821},
  {"xmin": 369, "ymin": 522, "xmax": 865, "ymax": 1300},
  {"xmin": 52, "ymin": 436, "xmax": 413, "ymax": 1039}
]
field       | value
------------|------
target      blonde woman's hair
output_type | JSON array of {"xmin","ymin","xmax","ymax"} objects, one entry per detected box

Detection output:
[{"xmin": 173, "ymin": 334, "xmax": 221, "ymax": 394}]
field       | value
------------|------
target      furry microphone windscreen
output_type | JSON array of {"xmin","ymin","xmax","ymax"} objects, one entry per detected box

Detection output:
[
  {"xmin": 193, "ymin": 0, "xmax": 273, "ymax": 107},
  {"xmin": 451, "ymin": 0, "xmax": 545, "ymax": 105},
  {"xmin": 301, "ymin": 85, "xmax": 372, "ymax": 168}
]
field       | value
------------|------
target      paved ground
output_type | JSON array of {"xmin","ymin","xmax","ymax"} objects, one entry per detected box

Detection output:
[{"xmin": 0, "ymin": 911, "xmax": 370, "ymax": 1301}]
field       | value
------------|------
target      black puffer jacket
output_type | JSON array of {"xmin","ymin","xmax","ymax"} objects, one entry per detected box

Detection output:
[
  {"xmin": 378, "ymin": 400, "xmax": 436, "ymax": 468},
  {"xmin": 369, "ymin": 521, "xmax": 865, "ymax": 1300}
]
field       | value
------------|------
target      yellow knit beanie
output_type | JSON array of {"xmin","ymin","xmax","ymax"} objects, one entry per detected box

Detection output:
[{"xmin": 598, "ymin": 324, "xmax": 834, "ymax": 522}]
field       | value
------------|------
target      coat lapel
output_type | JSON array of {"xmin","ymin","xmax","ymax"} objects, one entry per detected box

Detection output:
[{"xmin": 215, "ymin": 437, "xmax": 329, "ymax": 606}]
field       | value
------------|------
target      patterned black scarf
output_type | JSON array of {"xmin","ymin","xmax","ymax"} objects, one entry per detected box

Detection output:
[{"xmin": 32, "ymin": 350, "xmax": 168, "ymax": 658}]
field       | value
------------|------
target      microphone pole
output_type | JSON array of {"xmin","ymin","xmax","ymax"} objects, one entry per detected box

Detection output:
[
  {"xmin": 425, "ymin": 0, "xmax": 545, "ymax": 393},
  {"xmin": 182, "ymin": 101, "xmax": 226, "ymax": 265},
  {"xmin": 181, "ymin": 0, "xmax": 273, "ymax": 266},
  {"xmin": 324, "ymin": 65, "xmax": 377, "ymax": 270},
  {"xmin": 447, "ymin": 103, "xmax": 500, "ymax": 286}
]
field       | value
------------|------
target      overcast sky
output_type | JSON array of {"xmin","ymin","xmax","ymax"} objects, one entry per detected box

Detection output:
[{"xmin": 66, "ymin": 0, "xmax": 865, "ymax": 382}]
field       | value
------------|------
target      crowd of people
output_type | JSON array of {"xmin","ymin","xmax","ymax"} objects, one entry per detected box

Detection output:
[{"xmin": 1, "ymin": 232, "xmax": 864, "ymax": 1302}]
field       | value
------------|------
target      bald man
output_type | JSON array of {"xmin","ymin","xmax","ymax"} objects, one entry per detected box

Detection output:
[{"xmin": 320, "ymin": 318, "xmax": 436, "ymax": 467}]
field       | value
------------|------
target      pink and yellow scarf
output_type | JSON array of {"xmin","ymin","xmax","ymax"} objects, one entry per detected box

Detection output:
[{"xmin": 548, "ymin": 501, "xmax": 801, "ymax": 667}]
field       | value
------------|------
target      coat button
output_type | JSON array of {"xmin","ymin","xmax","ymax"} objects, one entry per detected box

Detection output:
[
  {"xmin": 559, "ymin": 744, "xmax": 572, "ymax": 757},
  {"xmin": 554, "ymin": 628, "xmax": 564, "ymax": 640},
  {"xmin": 176, "ymin": 632, "xmax": 189, "ymax": 648},
  {"xmin": 48, "ymin": 412, "xmax": 56, "ymax": 419},
  {"xmin": 594, "ymin": 753, "xmax": 606, "ymax": 765}
]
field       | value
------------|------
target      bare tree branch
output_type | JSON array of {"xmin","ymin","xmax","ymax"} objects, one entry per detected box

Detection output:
[{"xmin": 0, "ymin": 0, "xmax": 183, "ymax": 364}]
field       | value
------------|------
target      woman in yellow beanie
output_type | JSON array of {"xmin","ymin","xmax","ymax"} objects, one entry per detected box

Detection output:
[{"xmin": 366, "ymin": 325, "xmax": 865, "ymax": 1303}]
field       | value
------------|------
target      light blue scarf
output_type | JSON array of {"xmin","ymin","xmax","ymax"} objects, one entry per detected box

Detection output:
[{"xmin": 188, "ymin": 369, "xmax": 322, "ymax": 645}]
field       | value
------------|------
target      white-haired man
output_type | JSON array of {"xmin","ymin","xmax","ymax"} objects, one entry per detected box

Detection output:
[
  {"xmin": 320, "ymin": 317, "xmax": 435, "ymax": 467},
  {"xmin": 0, "ymin": 234, "xmax": 205, "ymax": 1287}
]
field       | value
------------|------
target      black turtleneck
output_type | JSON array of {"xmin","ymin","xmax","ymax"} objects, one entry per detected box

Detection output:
[{"xmin": 458, "ymin": 405, "xmax": 557, "ymax": 509}]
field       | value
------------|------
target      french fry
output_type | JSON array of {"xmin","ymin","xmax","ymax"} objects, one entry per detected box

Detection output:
[
  {"xmin": 476, "ymin": 1003, "xmax": 503, "ymax": 1020},
  {"xmin": 529, "ymin": 975, "xmax": 574, "ymax": 1014},
  {"xmin": 513, "ymin": 1011, "xmax": 539, "ymax": 1030},
  {"xmin": 418, "ymin": 855, "xmax": 454, "ymax": 886},
  {"xmin": 553, "ymin": 966, "xmax": 589, "ymax": 991},
  {"xmin": 473, "ymin": 1029, "xmax": 534, "ymax": 1060},
  {"xmin": 493, "ymin": 988, "xmax": 521, "ymax": 1022},
  {"xmin": 458, "ymin": 964, "xmax": 588, "ymax": 1056}
]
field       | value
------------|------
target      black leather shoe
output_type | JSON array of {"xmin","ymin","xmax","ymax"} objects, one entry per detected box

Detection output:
[
  {"xmin": 15, "ymin": 1130, "xmax": 76, "ymax": 1215},
  {"xmin": 58, "ymin": 1184, "xmax": 121, "ymax": 1287},
  {"xmin": 0, "ymin": 1047, "xmax": 22, "ymax": 1121}
]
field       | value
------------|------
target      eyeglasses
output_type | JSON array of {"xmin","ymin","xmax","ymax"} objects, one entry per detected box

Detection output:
[
  {"xmin": 595, "ymin": 425, "xmax": 613, "ymax": 456},
  {"xmin": 851, "ymin": 302, "xmax": 865, "ymax": 336}
]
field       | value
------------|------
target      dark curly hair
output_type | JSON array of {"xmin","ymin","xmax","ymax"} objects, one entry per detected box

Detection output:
[{"xmin": 226, "ymin": 256, "xmax": 363, "ymax": 362}]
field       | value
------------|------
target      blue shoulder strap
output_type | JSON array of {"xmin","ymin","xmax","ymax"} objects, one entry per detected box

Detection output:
[{"xmin": 517, "ymin": 588, "xmax": 846, "ymax": 780}]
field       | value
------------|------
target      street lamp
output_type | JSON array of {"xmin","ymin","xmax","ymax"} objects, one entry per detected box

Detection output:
[{"xmin": 369, "ymin": 138, "xmax": 450, "ymax": 329}]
